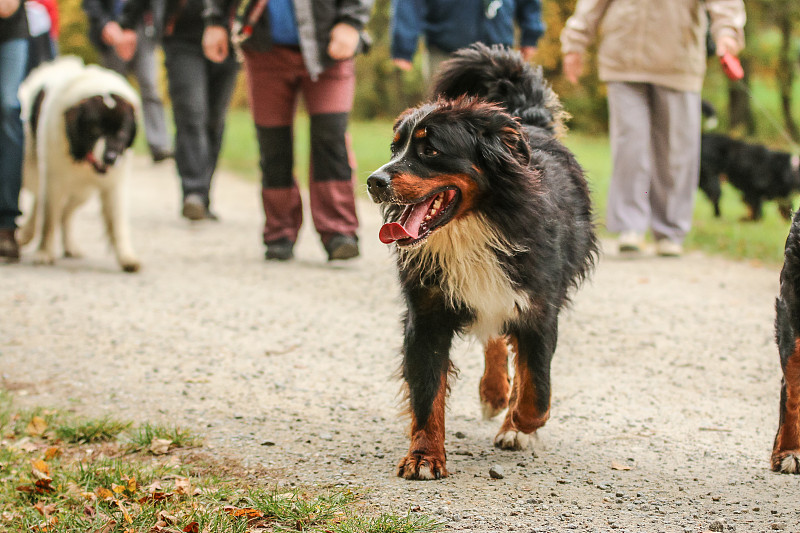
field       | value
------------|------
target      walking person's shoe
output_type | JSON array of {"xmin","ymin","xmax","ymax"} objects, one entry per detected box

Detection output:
[
  {"xmin": 0, "ymin": 228, "xmax": 20, "ymax": 262},
  {"xmin": 325, "ymin": 234, "xmax": 359, "ymax": 261},
  {"xmin": 265, "ymin": 238, "xmax": 294, "ymax": 261},
  {"xmin": 151, "ymin": 147, "xmax": 174, "ymax": 163},
  {"xmin": 656, "ymin": 239, "xmax": 683, "ymax": 257},
  {"xmin": 617, "ymin": 231, "xmax": 645, "ymax": 254},
  {"xmin": 182, "ymin": 194, "xmax": 206, "ymax": 221}
]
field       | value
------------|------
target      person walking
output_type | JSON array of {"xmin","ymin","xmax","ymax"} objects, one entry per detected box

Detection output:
[
  {"xmin": 117, "ymin": 0, "xmax": 239, "ymax": 220},
  {"xmin": 202, "ymin": 0, "xmax": 373, "ymax": 261},
  {"xmin": 82, "ymin": 0, "xmax": 173, "ymax": 162},
  {"xmin": 0, "ymin": 0, "xmax": 28, "ymax": 261},
  {"xmin": 561, "ymin": 0, "xmax": 745, "ymax": 257},
  {"xmin": 391, "ymin": 0, "xmax": 544, "ymax": 78}
]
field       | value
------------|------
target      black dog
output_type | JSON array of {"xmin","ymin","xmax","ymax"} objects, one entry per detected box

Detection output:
[
  {"xmin": 699, "ymin": 132, "xmax": 800, "ymax": 220},
  {"xmin": 772, "ymin": 208, "xmax": 800, "ymax": 474},
  {"xmin": 367, "ymin": 44, "xmax": 597, "ymax": 480}
]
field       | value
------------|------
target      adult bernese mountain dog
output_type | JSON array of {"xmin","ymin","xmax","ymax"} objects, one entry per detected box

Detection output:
[
  {"xmin": 367, "ymin": 44, "xmax": 598, "ymax": 480},
  {"xmin": 772, "ymin": 208, "xmax": 800, "ymax": 474}
]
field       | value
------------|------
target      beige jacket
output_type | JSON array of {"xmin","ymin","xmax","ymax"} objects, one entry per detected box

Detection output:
[{"xmin": 560, "ymin": 0, "xmax": 745, "ymax": 92}]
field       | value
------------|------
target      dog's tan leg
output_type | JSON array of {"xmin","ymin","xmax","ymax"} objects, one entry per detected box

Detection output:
[
  {"xmin": 17, "ymin": 138, "xmax": 40, "ymax": 247},
  {"xmin": 398, "ymin": 372, "xmax": 448, "ymax": 480},
  {"xmin": 33, "ymin": 188, "xmax": 62, "ymax": 265},
  {"xmin": 480, "ymin": 336, "xmax": 510, "ymax": 419},
  {"xmin": 772, "ymin": 339, "xmax": 800, "ymax": 473},
  {"xmin": 61, "ymin": 196, "xmax": 85, "ymax": 258},
  {"xmin": 494, "ymin": 333, "xmax": 551, "ymax": 450},
  {"xmin": 100, "ymin": 181, "xmax": 140, "ymax": 273}
]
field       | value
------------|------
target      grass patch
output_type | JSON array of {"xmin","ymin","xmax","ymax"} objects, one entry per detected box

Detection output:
[{"xmin": 0, "ymin": 390, "xmax": 440, "ymax": 533}]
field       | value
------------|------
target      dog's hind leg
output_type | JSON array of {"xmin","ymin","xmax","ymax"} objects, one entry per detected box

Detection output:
[
  {"xmin": 480, "ymin": 336, "xmax": 510, "ymax": 419},
  {"xmin": 33, "ymin": 189, "xmax": 63, "ymax": 265},
  {"xmin": 772, "ymin": 303, "xmax": 800, "ymax": 473},
  {"xmin": 100, "ymin": 182, "xmax": 140, "ymax": 273},
  {"xmin": 61, "ymin": 196, "xmax": 85, "ymax": 258},
  {"xmin": 494, "ymin": 318, "xmax": 556, "ymax": 451},
  {"xmin": 397, "ymin": 297, "xmax": 460, "ymax": 480}
]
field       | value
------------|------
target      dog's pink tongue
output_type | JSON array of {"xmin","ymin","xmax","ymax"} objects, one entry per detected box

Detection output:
[{"xmin": 379, "ymin": 201, "xmax": 431, "ymax": 244}]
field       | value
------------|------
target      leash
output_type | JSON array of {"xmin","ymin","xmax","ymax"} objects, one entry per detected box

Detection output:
[{"xmin": 721, "ymin": 53, "xmax": 800, "ymax": 155}]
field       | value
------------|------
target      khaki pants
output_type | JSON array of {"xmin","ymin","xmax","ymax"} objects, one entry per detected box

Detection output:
[{"xmin": 606, "ymin": 82, "xmax": 701, "ymax": 243}]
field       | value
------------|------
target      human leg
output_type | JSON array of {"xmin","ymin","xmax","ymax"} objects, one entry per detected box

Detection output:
[
  {"xmin": 131, "ymin": 25, "xmax": 171, "ymax": 159},
  {"xmin": 204, "ymin": 54, "xmax": 240, "ymax": 212},
  {"xmin": 0, "ymin": 38, "xmax": 28, "ymax": 261},
  {"xmin": 605, "ymin": 82, "xmax": 654, "ymax": 246},
  {"xmin": 302, "ymin": 58, "xmax": 359, "ymax": 258},
  {"xmin": 649, "ymin": 86, "xmax": 701, "ymax": 248}
]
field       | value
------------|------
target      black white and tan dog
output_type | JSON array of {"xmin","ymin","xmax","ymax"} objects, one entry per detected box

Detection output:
[
  {"xmin": 17, "ymin": 56, "xmax": 141, "ymax": 272},
  {"xmin": 699, "ymin": 132, "xmax": 800, "ymax": 221},
  {"xmin": 772, "ymin": 208, "xmax": 800, "ymax": 474},
  {"xmin": 367, "ymin": 44, "xmax": 598, "ymax": 480}
]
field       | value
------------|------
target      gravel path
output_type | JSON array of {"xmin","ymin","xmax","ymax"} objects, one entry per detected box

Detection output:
[{"xmin": 2, "ymin": 158, "xmax": 799, "ymax": 532}]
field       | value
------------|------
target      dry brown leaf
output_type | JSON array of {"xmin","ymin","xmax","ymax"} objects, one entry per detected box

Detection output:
[
  {"xmin": 183, "ymin": 522, "xmax": 199, "ymax": 533},
  {"xmin": 126, "ymin": 476, "xmax": 137, "ymax": 493},
  {"xmin": 610, "ymin": 460, "xmax": 632, "ymax": 471},
  {"xmin": 44, "ymin": 446, "xmax": 61, "ymax": 460},
  {"xmin": 95, "ymin": 487, "xmax": 115, "ymax": 500},
  {"xmin": 149, "ymin": 438, "xmax": 172, "ymax": 455},
  {"xmin": 223, "ymin": 506, "xmax": 265, "ymax": 519},
  {"xmin": 174, "ymin": 478, "xmax": 191, "ymax": 495},
  {"xmin": 84, "ymin": 505, "xmax": 96, "ymax": 517},
  {"xmin": 115, "ymin": 500, "xmax": 133, "ymax": 524},
  {"xmin": 31, "ymin": 459, "xmax": 51, "ymax": 479},
  {"xmin": 82, "ymin": 491, "xmax": 98, "ymax": 501},
  {"xmin": 92, "ymin": 520, "xmax": 117, "ymax": 533},
  {"xmin": 27, "ymin": 416, "xmax": 47, "ymax": 436},
  {"xmin": 112, "ymin": 483, "xmax": 126, "ymax": 494}
]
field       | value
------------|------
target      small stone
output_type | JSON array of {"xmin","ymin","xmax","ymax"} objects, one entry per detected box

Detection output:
[
  {"xmin": 770, "ymin": 523, "xmax": 785, "ymax": 531},
  {"xmin": 709, "ymin": 519, "xmax": 726, "ymax": 532},
  {"xmin": 260, "ymin": 440, "xmax": 275, "ymax": 446},
  {"xmin": 489, "ymin": 465, "xmax": 505, "ymax": 479},
  {"xmin": 455, "ymin": 431, "xmax": 467, "ymax": 439},
  {"xmin": 319, "ymin": 433, "xmax": 333, "ymax": 441}
]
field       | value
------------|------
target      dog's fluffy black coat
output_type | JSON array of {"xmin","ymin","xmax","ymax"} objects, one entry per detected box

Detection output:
[
  {"xmin": 367, "ymin": 44, "xmax": 597, "ymax": 480},
  {"xmin": 772, "ymin": 209, "xmax": 800, "ymax": 473},
  {"xmin": 700, "ymin": 132, "xmax": 800, "ymax": 220}
]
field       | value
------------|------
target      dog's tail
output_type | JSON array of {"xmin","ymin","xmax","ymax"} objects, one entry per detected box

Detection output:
[{"xmin": 431, "ymin": 43, "xmax": 566, "ymax": 137}]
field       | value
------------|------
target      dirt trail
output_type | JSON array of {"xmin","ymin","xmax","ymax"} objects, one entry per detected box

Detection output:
[{"xmin": 2, "ymin": 158, "xmax": 799, "ymax": 532}]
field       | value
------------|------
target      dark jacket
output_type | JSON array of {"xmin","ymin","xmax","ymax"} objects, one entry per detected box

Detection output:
[
  {"xmin": 391, "ymin": 0, "xmax": 544, "ymax": 61},
  {"xmin": 120, "ymin": 0, "xmax": 208, "ymax": 44},
  {"xmin": 0, "ymin": 3, "xmax": 29, "ymax": 43},
  {"xmin": 82, "ymin": 0, "xmax": 161, "ymax": 51},
  {"xmin": 203, "ymin": 0, "xmax": 373, "ymax": 80}
]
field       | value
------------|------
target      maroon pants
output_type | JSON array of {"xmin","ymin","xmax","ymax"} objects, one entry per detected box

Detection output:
[{"xmin": 244, "ymin": 46, "xmax": 358, "ymax": 245}]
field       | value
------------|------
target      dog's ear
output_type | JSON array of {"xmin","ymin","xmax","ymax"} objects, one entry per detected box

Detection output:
[
  {"xmin": 478, "ymin": 114, "xmax": 531, "ymax": 170},
  {"xmin": 64, "ymin": 104, "xmax": 89, "ymax": 160}
]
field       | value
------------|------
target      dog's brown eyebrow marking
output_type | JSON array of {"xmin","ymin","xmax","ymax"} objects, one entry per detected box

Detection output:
[
  {"xmin": 414, "ymin": 127, "xmax": 427, "ymax": 139},
  {"xmin": 393, "ymin": 131, "xmax": 402, "ymax": 144}
]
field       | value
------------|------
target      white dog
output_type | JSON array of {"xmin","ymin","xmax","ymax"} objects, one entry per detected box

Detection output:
[{"xmin": 17, "ymin": 57, "xmax": 142, "ymax": 272}]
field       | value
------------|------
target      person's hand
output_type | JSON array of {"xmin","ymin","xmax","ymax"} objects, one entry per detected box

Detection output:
[
  {"xmin": 101, "ymin": 21, "xmax": 123, "ymax": 46},
  {"xmin": 393, "ymin": 58, "xmax": 413, "ymax": 71},
  {"xmin": 328, "ymin": 22, "xmax": 360, "ymax": 60},
  {"xmin": 203, "ymin": 25, "xmax": 230, "ymax": 62},
  {"xmin": 115, "ymin": 29, "xmax": 138, "ymax": 61},
  {"xmin": 0, "ymin": 0, "xmax": 20, "ymax": 19},
  {"xmin": 563, "ymin": 52, "xmax": 583, "ymax": 84},
  {"xmin": 519, "ymin": 46, "xmax": 537, "ymax": 63},
  {"xmin": 715, "ymin": 34, "xmax": 740, "ymax": 57}
]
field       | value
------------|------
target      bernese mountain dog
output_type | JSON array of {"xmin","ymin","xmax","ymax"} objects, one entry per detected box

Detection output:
[
  {"xmin": 367, "ymin": 44, "xmax": 598, "ymax": 480},
  {"xmin": 772, "ymin": 208, "xmax": 800, "ymax": 474}
]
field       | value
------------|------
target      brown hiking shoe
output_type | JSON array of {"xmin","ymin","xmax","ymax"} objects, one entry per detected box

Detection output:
[{"xmin": 0, "ymin": 228, "xmax": 20, "ymax": 262}]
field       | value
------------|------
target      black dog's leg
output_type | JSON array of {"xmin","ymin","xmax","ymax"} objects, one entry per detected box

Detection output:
[
  {"xmin": 495, "ymin": 313, "xmax": 557, "ymax": 450},
  {"xmin": 777, "ymin": 198, "xmax": 794, "ymax": 220},
  {"xmin": 772, "ymin": 300, "xmax": 800, "ymax": 473},
  {"xmin": 397, "ymin": 289, "xmax": 461, "ymax": 480},
  {"xmin": 744, "ymin": 195, "xmax": 763, "ymax": 221}
]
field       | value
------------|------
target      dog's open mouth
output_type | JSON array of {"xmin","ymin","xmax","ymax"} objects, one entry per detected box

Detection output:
[
  {"xmin": 86, "ymin": 153, "xmax": 108, "ymax": 174},
  {"xmin": 379, "ymin": 188, "xmax": 459, "ymax": 246}
]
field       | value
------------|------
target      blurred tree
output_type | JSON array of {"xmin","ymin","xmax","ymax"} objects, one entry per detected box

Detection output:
[{"xmin": 58, "ymin": 0, "xmax": 97, "ymax": 62}]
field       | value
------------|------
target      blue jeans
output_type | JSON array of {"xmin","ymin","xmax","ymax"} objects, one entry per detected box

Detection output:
[{"xmin": 0, "ymin": 38, "xmax": 28, "ymax": 229}]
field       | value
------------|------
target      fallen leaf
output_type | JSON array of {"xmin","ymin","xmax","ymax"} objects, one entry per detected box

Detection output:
[
  {"xmin": 31, "ymin": 459, "xmax": 51, "ymax": 479},
  {"xmin": 174, "ymin": 478, "xmax": 191, "ymax": 495},
  {"xmin": 92, "ymin": 519, "xmax": 117, "ymax": 533},
  {"xmin": 183, "ymin": 522, "xmax": 199, "ymax": 533},
  {"xmin": 157, "ymin": 510, "xmax": 177, "ymax": 524},
  {"xmin": 126, "ymin": 476, "xmax": 137, "ymax": 493},
  {"xmin": 223, "ymin": 507, "xmax": 265, "ymax": 519},
  {"xmin": 149, "ymin": 438, "xmax": 172, "ymax": 455},
  {"xmin": 115, "ymin": 500, "xmax": 133, "ymax": 524},
  {"xmin": 610, "ymin": 460, "xmax": 632, "ymax": 471},
  {"xmin": 27, "ymin": 417, "xmax": 47, "ymax": 436},
  {"xmin": 84, "ymin": 505, "xmax": 96, "ymax": 517},
  {"xmin": 112, "ymin": 484, "xmax": 126, "ymax": 494},
  {"xmin": 95, "ymin": 487, "xmax": 115, "ymax": 500},
  {"xmin": 44, "ymin": 447, "xmax": 61, "ymax": 460}
]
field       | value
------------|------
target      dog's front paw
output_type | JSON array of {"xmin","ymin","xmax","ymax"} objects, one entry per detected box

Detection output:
[
  {"xmin": 494, "ymin": 429, "xmax": 532, "ymax": 451},
  {"xmin": 32, "ymin": 250, "xmax": 55, "ymax": 265},
  {"xmin": 772, "ymin": 450, "xmax": 800, "ymax": 474},
  {"xmin": 397, "ymin": 453, "xmax": 448, "ymax": 480},
  {"xmin": 63, "ymin": 248, "xmax": 83, "ymax": 259},
  {"xmin": 479, "ymin": 376, "xmax": 510, "ymax": 420},
  {"xmin": 119, "ymin": 257, "xmax": 141, "ymax": 273}
]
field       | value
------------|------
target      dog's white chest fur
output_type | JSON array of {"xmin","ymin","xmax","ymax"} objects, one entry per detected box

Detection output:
[{"xmin": 401, "ymin": 215, "xmax": 530, "ymax": 340}]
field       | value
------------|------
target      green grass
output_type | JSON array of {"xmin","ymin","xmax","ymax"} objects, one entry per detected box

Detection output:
[{"xmin": 0, "ymin": 390, "xmax": 440, "ymax": 533}]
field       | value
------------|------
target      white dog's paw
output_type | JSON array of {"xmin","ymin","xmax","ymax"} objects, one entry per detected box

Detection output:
[
  {"xmin": 774, "ymin": 452, "xmax": 800, "ymax": 474},
  {"xmin": 32, "ymin": 250, "xmax": 55, "ymax": 265},
  {"xmin": 494, "ymin": 430, "xmax": 532, "ymax": 451},
  {"xmin": 119, "ymin": 256, "xmax": 141, "ymax": 273},
  {"xmin": 16, "ymin": 226, "xmax": 34, "ymax": 246},
  {"xmin": 63, "ymin": 248, "xmax": 83, "ymax": 259}
]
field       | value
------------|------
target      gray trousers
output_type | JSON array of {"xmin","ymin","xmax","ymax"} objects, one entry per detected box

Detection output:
[
  {"xmin": 102, "ymin": 23, "xmax": 170, "ymax": 155},
  {"xmin": 606, "ymin": 82, "xmax": 701, "ymax": 243}
]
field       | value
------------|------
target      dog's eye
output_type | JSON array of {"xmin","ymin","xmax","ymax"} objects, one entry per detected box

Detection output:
[{"xmin": 422, "ymin": 146, "xmax": 439, "ymax": 157}]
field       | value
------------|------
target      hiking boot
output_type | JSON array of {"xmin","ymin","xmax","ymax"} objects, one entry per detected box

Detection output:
[
  {"xmin": 0, "ymin": 228, "xmax": 20, "ymax": 262},
  {"xmin": 656, "ymin": 239, "xmax": 683, "ymax": 257},
  {"xmin": 265, "ymin": 238, "xmax": 294, "ymax": 261},
  {"xmin": 325, "ymin": 234, "xmax": 359, "ymax": 261},
  {"xmin": 182, "ymin": 194, "xmax": 206, "ymax": 221},
  {"xmin": 618, "ymin": 231, "xmax": 644, "ymax": 254}
]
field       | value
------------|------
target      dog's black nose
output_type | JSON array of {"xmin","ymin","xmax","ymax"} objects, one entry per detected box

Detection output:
[
  {"xmin": 367, "ymin": 171, "xmax": 392, "ymax": 202},
  {"xmin": 104, "ymin": 151, "xmax": 118, "ymax": 166}
]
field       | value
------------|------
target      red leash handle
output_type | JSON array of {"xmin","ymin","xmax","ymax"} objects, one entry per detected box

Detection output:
[{"xmin": 720, "ymin": 53, "xmax": 744, "ymax": 81}]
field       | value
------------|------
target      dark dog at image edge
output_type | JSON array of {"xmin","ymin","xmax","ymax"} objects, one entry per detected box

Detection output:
[
  {"xmin": 367, "ymin": 44, "xmax": 598, "ymax": 480},
  {"xmin": 772, "ymin": 208, "xmax": 800, "ymax": 474}
]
